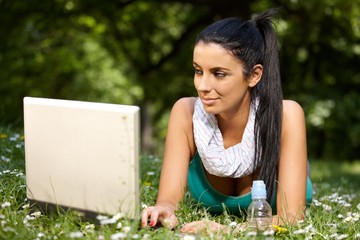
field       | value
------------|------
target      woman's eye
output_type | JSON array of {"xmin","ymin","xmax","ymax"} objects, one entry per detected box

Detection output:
[
  {"xmin": 214, "ymin": 71, "xmax": 227, "ymax": 78},
  {"xmin": 194, "ymin": 69, "xmax": 203, "ymax": 75}
]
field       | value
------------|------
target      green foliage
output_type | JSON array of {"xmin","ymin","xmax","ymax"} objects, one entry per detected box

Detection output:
[
  {"xmin": 273, "ymin": 0, "xmax": 360, "ymax": 159},
  {"xmin": 0, "ymin": 0, "xmax": 359, "ymax": 159},
  {"xmin": 0, "ymin": 0, "xmax": 143, "ymax": 126}
]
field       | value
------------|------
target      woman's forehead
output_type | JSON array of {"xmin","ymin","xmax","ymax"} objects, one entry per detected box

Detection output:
[{"xmin": 193, "ymin": 42, "xmax": 243, "ymax": 67}]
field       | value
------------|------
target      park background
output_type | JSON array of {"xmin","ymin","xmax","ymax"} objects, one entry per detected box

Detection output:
[
  {"xmin": 1, "ymin": 0, "xmax": 359, "ymax": 161},
  {"xmin": 0, "ymin": 1, "xmax": 359, "ymax": 239}
]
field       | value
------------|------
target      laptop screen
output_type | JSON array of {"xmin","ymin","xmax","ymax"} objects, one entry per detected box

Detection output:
[{"xmin": 23, "ymin": 97, "xmax": 140, "ymax": 218}]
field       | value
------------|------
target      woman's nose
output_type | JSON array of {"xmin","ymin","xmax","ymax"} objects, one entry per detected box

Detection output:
[{"xmin": 196, "ymin": 75, "xmax": 212, "ymax": 92}]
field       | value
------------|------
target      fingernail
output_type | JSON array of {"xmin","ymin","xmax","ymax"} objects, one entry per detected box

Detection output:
[
  {"xmin": 150, "ymin": 220, "xmax": 155, "ymax": 227},
  {"xmin": 188, "ymin": 228, "xmax": 196, "ymax": 234}
]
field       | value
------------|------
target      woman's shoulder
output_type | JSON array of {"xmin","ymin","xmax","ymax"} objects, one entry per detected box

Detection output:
[
  {"xmin": 171, "ymin": 97, "xmax": 198, "ymax": 115},
  {"xmin": 282, "ymin": 100, "xmax": 305, "ymax": 118},
  {"xmin": 282, "ymin": 100, "xmax": 306, "ymax": 132},
  {"xmin": 168, "ymin": 97, "xmax": 197, "ymax": 155}
]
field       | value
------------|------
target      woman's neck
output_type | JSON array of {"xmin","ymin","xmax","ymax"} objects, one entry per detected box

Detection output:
[{"xmin": 216, "ymin": 98, "xmax": 251, "ymax": 148}]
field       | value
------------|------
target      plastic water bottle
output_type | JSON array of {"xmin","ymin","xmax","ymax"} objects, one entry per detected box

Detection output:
[{"xmin": 247, "ymin": 180, "xmax": 274, "ymax": 238}]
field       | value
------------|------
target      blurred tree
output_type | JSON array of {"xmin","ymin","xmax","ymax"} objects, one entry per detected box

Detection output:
[
  {"xmin": 0, "ymin": 0, "xmax": 359, "ymax": 159},
  {"xmin": 271, "ymin": 0, "xmax": 360, "ymax": 159}
]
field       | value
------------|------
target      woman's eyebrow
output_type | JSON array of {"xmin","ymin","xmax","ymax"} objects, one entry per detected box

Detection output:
[
  {"xmin": 210, "ymin": 67, "xmax": 230, "ymax": 71},
  {"xmin": 193, "ymin": 62, "xmax": 200, "ymax": 67},
  {"xmin": 193, "ymin": 62, "xmax": 230, "ymax": 71}
]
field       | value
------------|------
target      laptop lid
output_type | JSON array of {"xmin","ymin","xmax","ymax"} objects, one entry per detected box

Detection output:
[{"xmin": 23, "ymin": 97, "xmax": 140, "ymax": 218}]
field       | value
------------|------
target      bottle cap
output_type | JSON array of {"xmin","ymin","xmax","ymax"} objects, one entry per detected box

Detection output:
[{"xmin": 251, "ymin": 180, "xmax": 267, "ymax": 199}]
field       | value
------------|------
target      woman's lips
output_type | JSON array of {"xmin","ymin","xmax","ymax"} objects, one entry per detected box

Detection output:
[{"xmin": 201, "ymin": 98, "xmax": 219, "ymax": 105}]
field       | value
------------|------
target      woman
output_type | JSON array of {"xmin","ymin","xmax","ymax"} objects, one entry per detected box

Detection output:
[{"xmin": 141, "ymin": 8, "xmax": 312, "ymax": 233}]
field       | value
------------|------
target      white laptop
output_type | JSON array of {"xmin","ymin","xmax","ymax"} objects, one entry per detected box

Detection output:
[{"xmin": 23, "ymin": 97, "xmax": 140, "ymax": 218}]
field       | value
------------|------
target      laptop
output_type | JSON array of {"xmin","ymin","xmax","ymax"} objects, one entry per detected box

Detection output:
[{"xmin": 23, "ymin": 97, "xmax": 140, "ymax": 218}]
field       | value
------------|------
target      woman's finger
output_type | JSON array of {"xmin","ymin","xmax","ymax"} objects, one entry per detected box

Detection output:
[
  {"xmin": 141, "ymin": 207, "xmax": 154, "ymax": 227},
  {"xmin": 149, "ymin": 208, "xmax": 160, "ymax": 227}
]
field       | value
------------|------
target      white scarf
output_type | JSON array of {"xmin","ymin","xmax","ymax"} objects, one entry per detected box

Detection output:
[{"xmin": 193, "ymin": 98, "xmax": 256, "ymax": 178}]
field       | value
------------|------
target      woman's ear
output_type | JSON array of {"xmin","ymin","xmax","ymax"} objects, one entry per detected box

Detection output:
[{"xmin": 248, "ymin": 64, "xmax": 263, "ymax": 87}]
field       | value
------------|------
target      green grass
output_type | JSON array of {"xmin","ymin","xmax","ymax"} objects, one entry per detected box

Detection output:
[{"xmin": 0, "ymin": 128, "xmax": 359, "ymax": 239}]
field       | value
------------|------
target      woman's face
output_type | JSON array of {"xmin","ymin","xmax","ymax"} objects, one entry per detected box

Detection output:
[{"xmin": 193, "ymin": 42, "xmax": 258, "ymax": 116}]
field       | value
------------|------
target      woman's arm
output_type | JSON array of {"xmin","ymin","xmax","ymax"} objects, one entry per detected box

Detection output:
[
  {"xmin": 156, "ymin": 97, "xmax": 196, "ymax": 208},
  {"xmin": 274, "ymin": 100, "xmax": 308, "ymax": 225},
  {"xmin": 141, "ymin": 97, "xmax": 197, "ymax": 228}
]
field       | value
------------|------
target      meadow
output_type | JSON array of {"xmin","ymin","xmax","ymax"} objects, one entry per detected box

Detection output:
[{"xmin": 0, "ymin": 128, "xmax": 359, "ymax": 239}]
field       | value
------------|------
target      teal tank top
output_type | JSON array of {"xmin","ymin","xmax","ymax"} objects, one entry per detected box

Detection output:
[{"xmin": 188, "ymin": 153, "xmax": 313, "ymax": 215}]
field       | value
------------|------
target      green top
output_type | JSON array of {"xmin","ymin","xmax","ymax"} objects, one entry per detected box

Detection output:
[{"xmin": 188, "ymin": 152, "xmax": 313, "ymax": 215}]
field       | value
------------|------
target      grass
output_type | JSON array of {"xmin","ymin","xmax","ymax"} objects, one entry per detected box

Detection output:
[{"xmin": 0, "ymin": 128, "xmax": 359, "ymax": 239}]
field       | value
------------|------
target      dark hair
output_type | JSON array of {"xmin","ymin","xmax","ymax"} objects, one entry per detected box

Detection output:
[{"xmin": 195, "ymin": 9, "xmax": 283, "ymax": 201}]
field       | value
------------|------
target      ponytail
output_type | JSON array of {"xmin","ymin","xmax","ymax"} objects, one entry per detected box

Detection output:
[{"xmin": 251, "ymin": 8, "xmax": 283, "ymax": 201}]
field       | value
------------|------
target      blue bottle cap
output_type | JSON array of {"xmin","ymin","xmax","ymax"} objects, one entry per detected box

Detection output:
[{"xmin": 251, "ymin": 180, "xmax": 267, "ymax": 199}]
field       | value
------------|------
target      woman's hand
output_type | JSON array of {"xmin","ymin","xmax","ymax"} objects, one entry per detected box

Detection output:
[
  {"xmin": 180, "ymin": 220, "xmax": 229, "ymax": 234},
  {"xmin": 141, "ymin": 205, "xmax": 179, "ymax": 229},
  {"xmin": 180, "ymin": 220, "xmax": 250, "ymax": 235}
]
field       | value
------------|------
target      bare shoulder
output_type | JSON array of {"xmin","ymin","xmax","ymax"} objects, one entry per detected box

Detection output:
[
  {"xmin": 168, "ymin": 97, "xmax": 197, "ymax": 131},
  {"xmin": 283, "ymin": 100, "xmax": 305, "ymax": 120},
  {"xmin": 282, "ymin": 100, "xmax": 306, "ymax": 133},
  {"xmin": 166, "ymin": 97, "xmax": 197, "ymax": 157},
  {"xmin": 171, "ymin": 97, "xmax": 197, "ymax": 116}
]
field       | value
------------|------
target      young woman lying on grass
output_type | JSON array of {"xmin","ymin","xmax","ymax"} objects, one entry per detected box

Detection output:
[{"xmin": 141, "ymin": 8, "xmax": 312, "ymax": 234}]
